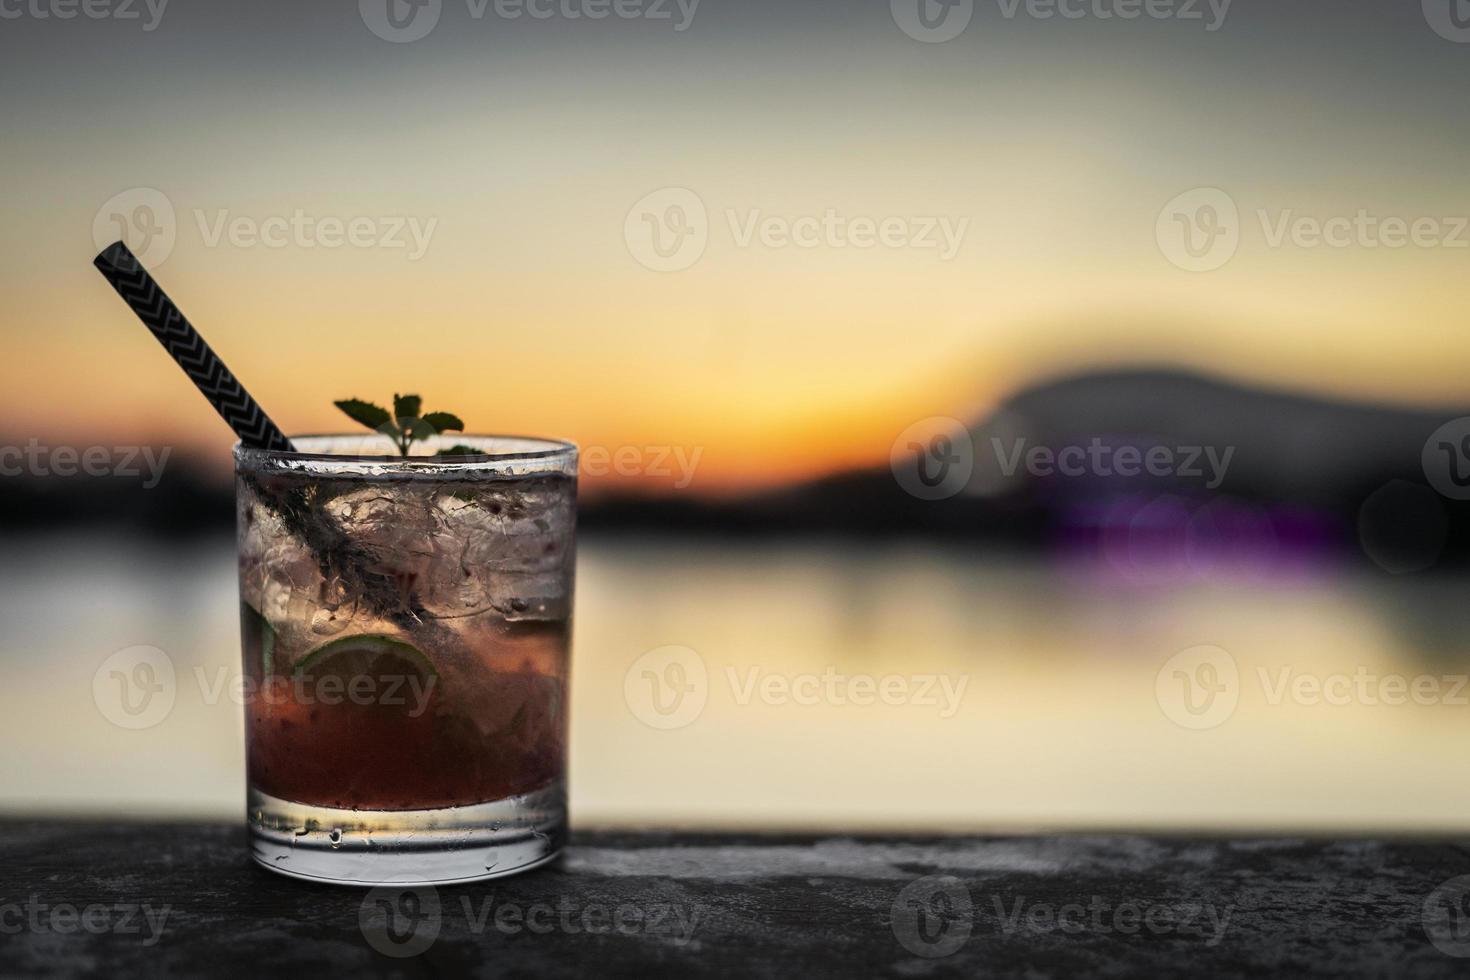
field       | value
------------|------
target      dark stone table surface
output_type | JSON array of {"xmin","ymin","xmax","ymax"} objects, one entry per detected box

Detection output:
[{"xmin": 4, "ymin": 820, "xmax": 1470, "ymax": 977}]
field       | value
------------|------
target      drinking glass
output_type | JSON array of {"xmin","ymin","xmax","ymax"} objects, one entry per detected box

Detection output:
[{"xmin": 234, "ymin": 434, "xmax": 575, "ymax": 885}]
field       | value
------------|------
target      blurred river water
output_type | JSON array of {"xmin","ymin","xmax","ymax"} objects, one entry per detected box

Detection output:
[{"xmin": 2, "ymin": 532, "xmax": 1468, "ymax": 834}]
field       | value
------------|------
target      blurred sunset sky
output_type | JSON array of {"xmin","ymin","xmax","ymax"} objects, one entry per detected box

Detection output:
[{"xmin": 3, "ymin": 0, "xmax": 1468, "ymax": 492}]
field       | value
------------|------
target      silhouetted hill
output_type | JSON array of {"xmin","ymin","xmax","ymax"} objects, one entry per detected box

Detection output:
[
  {"xmin": 5, "ymin": 370, "xmax": 1469, "ymax": 570},
  {"xmin": 584, "ymin": 368, "xmax": 1470, "ymax": 567},
  {"xmin": 984, "ymin": 368, "xmax": 1446, "ymax": 506}
]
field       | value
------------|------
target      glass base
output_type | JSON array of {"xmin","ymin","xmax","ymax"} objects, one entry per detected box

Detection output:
[{"xmin": 247, "ymin": 781, "xmax": 566, "ymax": 886}]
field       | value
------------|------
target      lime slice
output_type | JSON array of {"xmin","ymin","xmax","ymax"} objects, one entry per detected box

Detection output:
[
  {"xmin": 293, "ymin": 634, "xmax": 438, "ymax": 683},
  {"xmin": 240, "ymin": 601, "xmax": 277, "ymax": 679}
]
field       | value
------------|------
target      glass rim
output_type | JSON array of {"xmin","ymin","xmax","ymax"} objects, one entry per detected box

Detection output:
[{"xmin": 233, "ymin": 433, "xmax": 578, "ymax": 470}]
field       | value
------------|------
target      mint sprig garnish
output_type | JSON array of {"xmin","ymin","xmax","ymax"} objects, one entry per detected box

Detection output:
[{"xmin": 334, "ymin": 393, "xmax": 474, "ymax": 457}]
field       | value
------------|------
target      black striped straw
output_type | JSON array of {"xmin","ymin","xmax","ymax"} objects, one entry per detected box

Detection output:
[{"xmin": 93, "ymin": 241, "xmax": 295, "ymax": 453}]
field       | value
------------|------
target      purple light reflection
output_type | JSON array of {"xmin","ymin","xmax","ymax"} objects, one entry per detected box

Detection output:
[{"xmin": 1053, "ymin": 492, "xmax": 1344, "ymax": 587}]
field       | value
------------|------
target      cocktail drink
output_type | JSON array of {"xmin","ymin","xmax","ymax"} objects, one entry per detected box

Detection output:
[{"xmin": 234, "ymin": 434, "xmax": 575, "ymax": 885}]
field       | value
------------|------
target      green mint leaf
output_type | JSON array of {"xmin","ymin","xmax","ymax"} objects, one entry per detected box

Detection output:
[
  {"xmin": 400, "ymin": 417, "xmax": 436, "ymax": 443},
  {"xmin": 422, "ymin": 412, "xmax": 464, "ymax": 433},
  {"xmin": 335, "ymin": 399, "xmax": 392, "ymax": 431},
  {"xmin": 436, "ymin": 445, "xmax": 483, "ymax": 457},
  {"xmin": 393, "ymin": 393, "xmax": 422, "ymax": 419}
]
